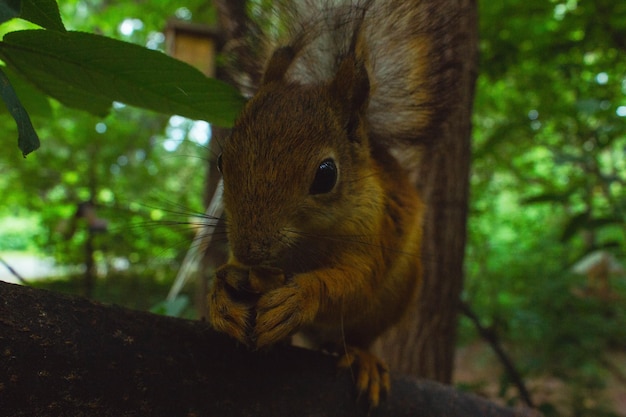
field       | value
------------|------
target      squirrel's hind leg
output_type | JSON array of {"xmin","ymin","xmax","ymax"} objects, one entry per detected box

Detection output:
[{"xmin": 337, "ymin": 346, "xmax": 391, "ymax": 408}]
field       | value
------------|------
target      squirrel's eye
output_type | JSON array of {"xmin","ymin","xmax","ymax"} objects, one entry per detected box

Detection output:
[
  {"xmin": 309, "ymin": 158, "xmax": 337, "ymax": 195},
  {"xmin": 216, "ymin": 153, "xmax": 223, "ymax": 173}
]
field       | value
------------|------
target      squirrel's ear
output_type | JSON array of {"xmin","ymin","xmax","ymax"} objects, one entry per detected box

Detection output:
[
  {"xmin": 330, "ymin": 56, "xmax": 370, "ymax": 140},
  {"xmin": 262, "ymin": 46, "xmax": 296, "ymax": 85}
]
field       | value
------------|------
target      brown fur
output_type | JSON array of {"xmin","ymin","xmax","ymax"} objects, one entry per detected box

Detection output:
[{"xmin": 208, "ymin": 0, "xmax": 455, "ymax": 407}]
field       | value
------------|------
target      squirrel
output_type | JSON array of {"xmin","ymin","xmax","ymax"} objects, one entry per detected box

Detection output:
[{"xmin": 207, "ymin": 0, "xmax": 457, "ymax": 407}]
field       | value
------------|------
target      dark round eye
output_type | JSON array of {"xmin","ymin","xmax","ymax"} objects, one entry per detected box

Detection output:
[
  {"xmin": 216, "ymin": 153, "xmax": 223, "ymax": 173},
  {"xmin": 309, "ymin": 158, "xmax": 337, "ymax": 195}
]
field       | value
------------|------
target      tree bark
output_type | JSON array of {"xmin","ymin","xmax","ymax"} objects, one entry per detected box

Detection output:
[
  {"xmin": 374, "ymin": 0, "xmax": 477, "ymax": 382},
  {"xmin": 213, "ymin": 0, "xmax": 263, "ymax": 95},
  {"xmin": 0, "ymin": 282, "xmax": 541, "ymax": 417}
]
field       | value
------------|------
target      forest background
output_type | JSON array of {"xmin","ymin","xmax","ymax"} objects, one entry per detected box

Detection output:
[{"xmin": 0, "ymin": 1, "xmax": 624, "ymax": 416}]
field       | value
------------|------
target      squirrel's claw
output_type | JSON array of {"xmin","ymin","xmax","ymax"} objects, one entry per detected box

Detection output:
[{"xmin": 337, "ymin": 347, "xmax": 390, "ymax": 408}]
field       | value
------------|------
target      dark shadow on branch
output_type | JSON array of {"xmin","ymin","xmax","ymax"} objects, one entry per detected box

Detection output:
[{"xmin": 0, "ymin": 282, "xmax": 541, "ymax": 417}]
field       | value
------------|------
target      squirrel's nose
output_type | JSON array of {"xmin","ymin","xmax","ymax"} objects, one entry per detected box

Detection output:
[{"xmin": 233, "ymin": 239, "xmax": 271, "ymax": 267}]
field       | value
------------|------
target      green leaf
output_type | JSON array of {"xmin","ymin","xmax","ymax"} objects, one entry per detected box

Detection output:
[
  {"xmin": 20, "ymin": 0, "xmax": 66, "ymax": 31},
  {"xmin": 0, "ymin": 34, "xmax": 112, "ymax": 116},
  {"xmin": 0, "ymin": 66, "xmax": 40, "ymax": 156},
  {"xmin": 0, "ymin": 30, "xmax": 245, "ymax": 126},
  {"xmin": 0, "ymin": 65, "xmax": 52, "ymax": 117},
  {"xmin": 0, "ymin": 0, "xmax": 20, "ymax": 25}
]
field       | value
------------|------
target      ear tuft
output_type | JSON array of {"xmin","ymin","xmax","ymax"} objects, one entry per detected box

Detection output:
[
  {"xmin": 330, "ymin": 56, "xmax": 370, "ymax": 140},
  {"xmin": 262, "ymin": 46, "xmax": 296, "ymax": 85}
]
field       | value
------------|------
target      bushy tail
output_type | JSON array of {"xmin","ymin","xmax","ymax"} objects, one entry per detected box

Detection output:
[{"xmin": 258, "ymin": 0, "xmax": 460, "ymax": 148}]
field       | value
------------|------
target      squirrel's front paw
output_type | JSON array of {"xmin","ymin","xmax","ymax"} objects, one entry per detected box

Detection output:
[
  {"xmin": 338, "ymin": 347, "xmax": 391, "ymax": 408},
  {"xmin": 254, "ymin": 279, "xmax": 318, "ymax": 348},
  {"xmin": 208, "ymin": 264, "xmax": 257, "ymax": 346},
  {"xmin": 208, "ymin": 264, "xmax": 289, "ymax": 346}
]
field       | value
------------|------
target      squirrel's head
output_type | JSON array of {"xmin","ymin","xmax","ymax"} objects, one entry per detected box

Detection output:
[{"xmin": 218, "ymin": 46, "xmax": 381, "ymax": 271}]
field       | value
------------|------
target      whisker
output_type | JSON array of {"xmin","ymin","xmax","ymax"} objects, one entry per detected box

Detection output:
[
  {"xmin": 284, "ymin": 229, "xmax": 419, "ymax": 259},
  {"xmin": 128, "ymin": 199, "xmax": 206, "ymax": 219}
]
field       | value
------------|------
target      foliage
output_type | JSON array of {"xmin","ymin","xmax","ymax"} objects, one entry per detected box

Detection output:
[
  {"xmin": 0, "ymin": 210, "xmax": 42, "ymax": 251},
  {"xmin": 0, "ymin": 1, "xmax": 232, "ymax": 299},
  {"xmin": 466, "ymin": 0, "xmax": 626, "ymax": 415},
  {"xmin": 0, "ymin": 0, "xmax": 244, "ymax": 155}
]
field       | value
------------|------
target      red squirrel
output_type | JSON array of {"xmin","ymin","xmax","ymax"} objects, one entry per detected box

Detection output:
[{"xmin": 208, "ymin": 0, "xmax": 456, "ymax": 406}]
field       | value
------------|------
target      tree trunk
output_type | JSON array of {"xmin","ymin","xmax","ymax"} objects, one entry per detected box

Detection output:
[
  {"xmin": 0, "ymin": 281, "xmax": 541, "ymax": 417},
  {"xmin": 374, "ymin": 0, "xmax": 477, "ymax": 382}
]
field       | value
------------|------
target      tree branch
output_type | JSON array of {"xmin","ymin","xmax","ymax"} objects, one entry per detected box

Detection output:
[
  {"xmin": 0, "ymin": 282, "xmax": 541, "ymax": 417},
  {"xmin": 460, "ymin": 301, "xmax": 535, "ymax": 408}
]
